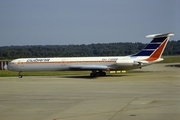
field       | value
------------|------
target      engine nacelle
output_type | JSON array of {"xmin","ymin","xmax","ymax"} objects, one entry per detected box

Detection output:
[{"xmin": 116, "ymin": 59, "xmax": 133, "ymax": 65}]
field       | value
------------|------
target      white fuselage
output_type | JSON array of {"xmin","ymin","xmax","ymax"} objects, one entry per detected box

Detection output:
[{"xmin": 7, "ymin": 56, "xmax": 154, "ymax": 72}]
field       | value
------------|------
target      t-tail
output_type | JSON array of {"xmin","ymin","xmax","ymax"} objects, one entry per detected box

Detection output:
[{"xmin": 131, "ymin": 33, "xmax": 174, "ymax": 65}]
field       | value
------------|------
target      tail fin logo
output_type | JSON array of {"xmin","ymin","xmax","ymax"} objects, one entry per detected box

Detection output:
[
  {"xmin": 145, "ymin": 38, "xmax": 168, "ymax": 61},
  {"xmin": 132, "ymin": 33, "xmax": 174, "ymax": 61}
]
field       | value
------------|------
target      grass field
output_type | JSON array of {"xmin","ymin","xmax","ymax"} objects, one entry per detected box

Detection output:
[
  {"xmin": 161, "ymin": 55, "xmax": 180, "ymax": 63},
  {"xmin": 0, "ymin": 56, "xmax": 179, "ymax": 77}
]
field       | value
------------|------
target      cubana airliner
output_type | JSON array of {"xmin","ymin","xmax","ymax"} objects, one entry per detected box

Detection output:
[{"xmin": 4, "ymin": 33, "xmax": 174, "ymax": 78}]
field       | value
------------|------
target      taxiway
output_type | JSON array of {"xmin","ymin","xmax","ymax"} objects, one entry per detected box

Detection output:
[{"xmin": 0, "ymin": 63, "xmax": 180, "ymax": 120}]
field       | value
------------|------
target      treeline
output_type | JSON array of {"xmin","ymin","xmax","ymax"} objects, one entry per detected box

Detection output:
[{"xmin": 0, "ymin": 40, "xmax": 180, "ymax": 60}]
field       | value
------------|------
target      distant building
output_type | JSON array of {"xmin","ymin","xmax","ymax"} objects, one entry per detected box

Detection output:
[{"xmin": 0, "ymin": 61, "xmax": 9, "ymax": 70}]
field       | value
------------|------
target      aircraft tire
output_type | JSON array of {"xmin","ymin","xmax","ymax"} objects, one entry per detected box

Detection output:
[
  {"xmin": 18, "ymin": 75, "xmax": 22, "ymax": 78},
  {"xmin": 101, "ymin": 72, "xmax": 106, "ymax": 76},
  {"xmin": 90, "ymin": 73, "xmax": 96, "ymax": 77}
]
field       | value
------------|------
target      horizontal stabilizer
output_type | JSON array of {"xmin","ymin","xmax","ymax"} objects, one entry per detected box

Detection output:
[{"xmin": 146, "ymin": 33, "xmax": 174, "ymax": 38}]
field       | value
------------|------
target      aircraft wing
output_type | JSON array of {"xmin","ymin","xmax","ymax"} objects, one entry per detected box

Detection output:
[{"xmin": 69, "ymin": 65, "xmax": 114, "ymax": 70}]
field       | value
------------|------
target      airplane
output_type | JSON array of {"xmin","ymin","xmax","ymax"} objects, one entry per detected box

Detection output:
[{"xmin": 4, "ymin": 33, "xmax": 174, "ymax": 78}]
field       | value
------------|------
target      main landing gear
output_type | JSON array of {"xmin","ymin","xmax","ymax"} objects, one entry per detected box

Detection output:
[
  {"xmin": 90, "ymin": 70, "xmax": 106, "ymax": 77},
  {"xmin": 18, "ymin": 72, "xmax": 22, "ymax": 78}
]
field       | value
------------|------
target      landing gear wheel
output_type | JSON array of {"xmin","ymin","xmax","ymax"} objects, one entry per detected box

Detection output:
[
  {"xmin": 90, "ymin": 70, "xmax": 106, "ymax": 77},
  {"xmin": 90, "ymin": 73, "xmax": 97, "ymax": 77},
  {"xmin": 100, "ymin": 72, "xmax": 106, "ymax": 76},
  {"xmin": 98, "ymin": 70, "xmax": 106, "ymax": 76},
  {"xmin": 18, "ymin": 75, "xmax": 22, "ymax": 78},
  {"xmin": 18, "ymin": 72, "xmax": 22, "ymax": 78}
]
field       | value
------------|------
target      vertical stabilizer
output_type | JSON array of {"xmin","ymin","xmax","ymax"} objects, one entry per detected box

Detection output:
[{"xmin": 132, "ymin": 33, "xmax": 174, "ymax": 61}]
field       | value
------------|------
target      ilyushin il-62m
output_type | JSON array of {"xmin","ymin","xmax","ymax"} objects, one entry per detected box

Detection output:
[{"xmin": 4, "ymin": 33, "xmax": 174, "ymax": 78}]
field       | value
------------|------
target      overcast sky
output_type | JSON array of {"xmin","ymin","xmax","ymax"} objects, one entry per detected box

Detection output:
[{"xmin": 0, "ymin": 0, "xmax": 179, "ymax": 46}]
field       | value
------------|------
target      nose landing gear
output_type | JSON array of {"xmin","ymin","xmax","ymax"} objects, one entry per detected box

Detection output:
[{"xmin": 18, "ymin": 72, "xmax": 22, "ymax": 78}]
